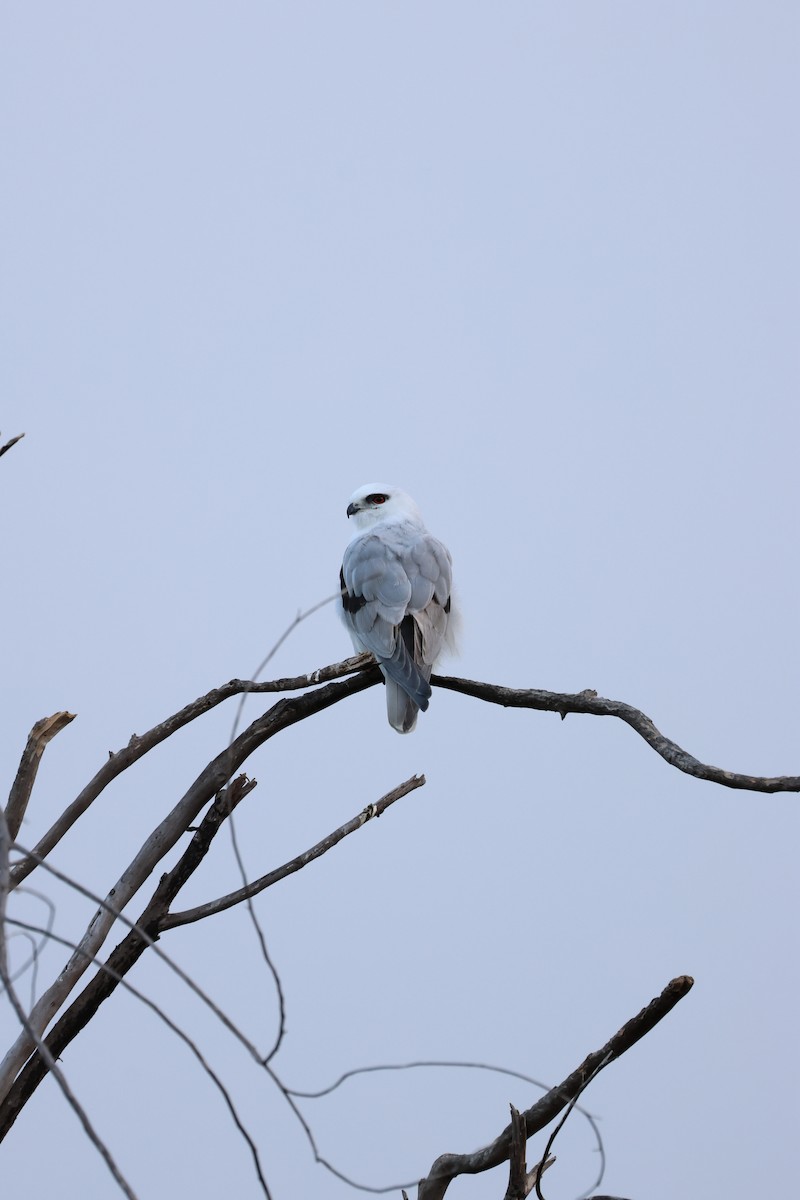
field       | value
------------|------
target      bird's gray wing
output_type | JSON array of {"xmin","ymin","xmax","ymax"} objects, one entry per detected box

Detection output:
[
  {"xmin": 341, "ymin": 530, "xmax": 452, "ymax": 718},
  {"xmin": 405, "ymin": 535, "xmax": 453, "ymax": 667}
]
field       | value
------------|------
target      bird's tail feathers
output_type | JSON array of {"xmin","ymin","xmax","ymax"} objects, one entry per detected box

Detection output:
[
  {"xmin": 384, "ymin": 677, "xmax": 421, "ymax": 734},
  {"xmin": 377, "ymin": 620, "xmax": 432, "ymax": 734}
]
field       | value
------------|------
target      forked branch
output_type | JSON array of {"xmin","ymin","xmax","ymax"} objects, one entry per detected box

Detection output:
[
  {"xmin": 1, "ymin": 636, "xmax": 788, "ymax": 1178},
  {"xmin": 417, "ymin": 976, "xmax": 694, "ymax": 1200},
  {"xmin": 0, "ymin": 775, "xmax": 424, "ymax": 1136},
  {"xmin": 504, "ymin": 1105, "xmax": 554, "ymax": 1199}
]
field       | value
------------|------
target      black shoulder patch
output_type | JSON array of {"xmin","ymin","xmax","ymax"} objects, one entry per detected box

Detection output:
[{"xmin": 340, "ymin": 566, "xmax": 366, "ymax": 614}]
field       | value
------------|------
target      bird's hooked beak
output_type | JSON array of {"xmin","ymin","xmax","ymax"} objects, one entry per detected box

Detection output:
[{"xmin": 346, "ymin": 502, "xmax": 359, "ymax": 518}]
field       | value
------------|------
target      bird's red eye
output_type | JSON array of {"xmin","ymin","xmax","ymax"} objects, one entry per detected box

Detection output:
[{"xmin": 367, "ymin": 493, "xmax": 387, "ymax": 504}]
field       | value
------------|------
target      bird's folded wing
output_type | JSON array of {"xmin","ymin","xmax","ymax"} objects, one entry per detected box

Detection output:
[{"xmin": 342, "ymin": 529, "xmax": 452, "ymax": 670}]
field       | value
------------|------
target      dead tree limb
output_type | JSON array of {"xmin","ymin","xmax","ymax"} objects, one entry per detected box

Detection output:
[
  {"xmin": 162, "ymin": 774, "xmax": 425, "ymax": 930},
  {"xmin": 3, "ymin": 912, "xmax": 272, "ymax": 1196},
  {"xmin": 1, "ymin": 639, "xmax": 788, "ymax": 1167},
  {"xmin": 8, "ymin": 656, "xmax": 377, "ymax": 889},
  {"xmin": 0, "ymin": 670, "xmax": 380, "ymax": 1097},
  {"xmin": 0, "ymin": 432, "xmax": 25, "ymax": 459},
  {"xmin": 504, "ymin": 1105, "xmax": 554, "ymax": 1199},
  {"xmin": 0, "ymin": 774, "xmax": 422, "ymax": 1137},
  {"xmin": 6, "ymin": 712, "xmax": 76, "ymax": 840},
  {"xmin": 432, "ymin": 674, "xmax": 799, "ymax": 793},
  {"xmin": 0, "ymin": 938, "xmax": 137, "ymax": 1198},
  {"xmin": 417, "ymin": 975, "xmax": 694, "ymax": 1200}
]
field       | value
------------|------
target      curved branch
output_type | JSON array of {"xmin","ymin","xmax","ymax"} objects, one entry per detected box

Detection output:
[
  {"xmin": 433, "ymin": 674, "xmax": 800, "ymax": 793},
  {"xmin": 10, "ymin": 653, "xmax": 793, "ymax": 899},
  {"xmin": 417, "ymin": 976, "xmax": 694, "ymax": 1200}
]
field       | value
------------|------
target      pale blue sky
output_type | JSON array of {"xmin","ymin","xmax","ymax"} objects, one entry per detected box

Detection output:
[{"xmin": 2, "ymin": 4, "xmax": 798, "ymax": 1198}]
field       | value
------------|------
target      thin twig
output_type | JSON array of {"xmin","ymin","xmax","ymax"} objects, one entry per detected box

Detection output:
[
  {"xmin": 0, "ymin": 670, "xmax": 380, "ymax": 1098},
  {"xmin": 1, "ymin": 886, "xmax": 56, "ymax": 1005},
  {"xmin": 230, "ymin": 806, "xmax": 289, "ymax": 1066},
  {"xmin": 163, "ymin": 775, "xmax": 425, "ymax": 930},
  {"xmin": 287, "ymin": 1059, "xmax": 602, "ymax": 1196},
  {"xmin": 0, "ymin": 777, "xmax": 263, "ymax": 1107},
  {"xmin": 1, "ymin": 875, "xmax": 407, "ymax": 1198},
  {"xmin": 6, "ymin": 917, "xmax": 272, "ymax": 1199},
  {"xmin": 226, "ymin": 594, "xmax": 355, "ymax": 749},
  {"xmin": 533, "ymin": 1053, "xmax": 611, "ymax": 1200},
  {"xmin": 0, "ymin": 954, "xmax": 138, "ymax": 1199},
  {"xmin": 1, "ymin": 836, "xmax": 269, "ymax": 1111},
  {"xmin": 218, "ymin": 595, "xmax": 359, "ymax": 1069}
]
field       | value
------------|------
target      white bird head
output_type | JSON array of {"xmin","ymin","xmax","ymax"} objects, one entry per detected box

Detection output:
[{"xmin": 345, "ymin": 483, "xmax": 424, "ymax": 531}]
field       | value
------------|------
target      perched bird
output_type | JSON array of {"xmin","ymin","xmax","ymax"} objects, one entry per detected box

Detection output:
[{"xmin": 340, "ymin": 484, "xmax": 456, "ymax": 733}]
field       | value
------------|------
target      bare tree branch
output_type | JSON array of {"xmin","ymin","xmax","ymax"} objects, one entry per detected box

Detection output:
[
  {"xmin": 7, "ymin": 916, "xmax": 272, "ymax": 1198},
  {"xmin": 1, "ymin": 886, "xmax": 56, "ymax": 1008},
  {"xmin": 533, "ymin": 1052, "xmax": 611, "ymax": 1200},
  {"xmin": 1, "ymin": 636, "xmax": 787, "ymax": 1186},
  {"xmin": 5, "ymin": 712, "xmax": 76, "ymax": 840},
  {"xmin": 0, "ymin": 772, "xmax": 423, "ymax": 1134},
  {"xmin": 286, "ymin": 1059, "xmax": 602, "ymax": 1196},
  {"xmin": 0, "ymin": 812, "xmax": 10, "ymax": 986},
  {"xmin": 433, "ymin": 674, "xmax": 800, "ymax": 793},
  {"xmin": 0, "ymin": 775, "xmax": 260, "ymax": 1131},
  {"xmin": 417, "ymin": 976, "xmax": 694, "ymax": 1200},
  {"xmin": 5, "ymin": 836, "xmax": 269, "ymax": 1081},
  {"xmin": 9, "ymin": 655, "xmax": 376, "ymax": 889},
  {"xmin": 0, "ymin": 432, "xmax": 25, "ymax": 458},
  {"xmin": 8, "ymin": 655, "xmax": 792, "ymax": 899},
  {"xmin": 163, "ymin": 774, "xmax": 426, "ymax": 930}
]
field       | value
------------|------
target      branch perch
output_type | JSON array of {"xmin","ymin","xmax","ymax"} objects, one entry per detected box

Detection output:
[
  {"xmin": 433, "ymin": 673, "xmax": 799, "ymax": 793},
  {"xmin": 9, "ymin": 658, "xmax": 379, "ymax": 888},
  {"xmin": 8, "ymin": 652, "xmax": 379, "ymax": 888}
]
